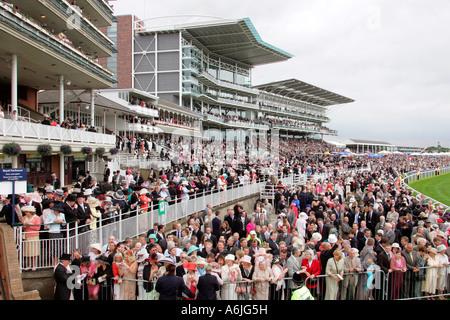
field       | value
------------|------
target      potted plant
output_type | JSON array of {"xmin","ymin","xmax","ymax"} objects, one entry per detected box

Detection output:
[
  {"xmin": 95, "ymin": 147, "xmax": 105, "ymax": 156},
  {"xmin": 2, "ymin": 142, "xmax": 21, "ymax": 157},
  {"xmin": 81, "ymin": 146, "xmax": 93, "ymax": 155},
  {"xmin": 60, "ymin": 144, "xmax": 72, "ymax": 155},
  {"xmin": 37, "ymin": 144, "xmax": 53, "ymax": 157},
  {"xmin": 109, "ymin": 147, "xmax": 119, "ymax": 156}
]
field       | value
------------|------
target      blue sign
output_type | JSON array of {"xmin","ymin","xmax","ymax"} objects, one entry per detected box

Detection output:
[{"xmin": 0, "ymin": 168, "xmax": 27, "ymax": 182}]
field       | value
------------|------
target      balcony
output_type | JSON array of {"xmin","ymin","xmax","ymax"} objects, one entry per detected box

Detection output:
[
  {"xmin": 198, "ymin": 92, "xmax": 259, "ymax": 111},
  {"xmin": 0, "ymin": 118, "xmax": 116, "ymax": 149},
  {"xmin": 259, "ymin": 105, "xmax": 330, "ymax": 123},
  {"xmin": 270, "ymin": 122, "xmax": 338, "ymax": 136},
  {"xmin": 0, "ymin": 2, "xmax": 115, "ymax": 88},
  {"xmin": 128, "ymin": 105, "xmax": 159, "ymax": 118},
  {"xmin": 73, "ymin": 0, "xmax": 115, "ymax": 27},
  {"xmin": 7, "ymin": 0, "xmax": 116, "ymax": 57},
  {"xmin": 198, "ymin": 69, "xmax": 259, "ymax": 96},
  {"xmin": 127, "ymin": 123, "xmax": 163, "ymax": 135}
]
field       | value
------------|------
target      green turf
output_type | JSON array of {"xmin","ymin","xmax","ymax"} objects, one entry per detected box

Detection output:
[{"xmin": 408, "ymin": 172, "xmax": 450, "ymax": 206}]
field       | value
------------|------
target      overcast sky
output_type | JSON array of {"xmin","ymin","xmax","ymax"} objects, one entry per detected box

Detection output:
[{"xmin": 112, "ymin": 0, "xmax": 450, "ymax": 148}]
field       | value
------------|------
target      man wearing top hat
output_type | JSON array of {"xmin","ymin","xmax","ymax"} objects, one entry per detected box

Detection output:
[
  {"xmin": 0, "ymin": 194, "xmax": 21, "ymax": 227},
  {"xmin": 63, "ymin": 193, "xmax": 78, "ymax": 236},
  {"xmin": 54, "ymin": 253, "xmax": 74, "ymax": 300},
  {"xmin": 76, "ymin": 192, "xmax": 91, "ymax": 233}
]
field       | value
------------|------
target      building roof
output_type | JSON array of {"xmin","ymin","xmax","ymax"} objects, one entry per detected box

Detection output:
[
  {"xmin": 254, "ymin": 78, "xmax": 354, "ymax": 107},
  {"xmin": 345, "ymin": 139, "xmax": 392, "ymax": 146},
  {"xmin": 136, "ymin": 16, "xmax": 293, "ymax": 66}
]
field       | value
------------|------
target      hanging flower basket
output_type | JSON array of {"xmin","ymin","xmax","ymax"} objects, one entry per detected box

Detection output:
[
  {"xmin": 37, "ymin": 144, "xmax": 53, "ymax": 157},
  {"xmin": 60, "ymin": 144, "xmax": 72, "ymax": 155},
  {"xmin": 81, "ymin": 146, "xmax": 93, "ymax": 155},
  {"xmin": 2, "ymin": 142, "xmax": 21, "ymax": 157},
  {"xmin": 95, "ymin": 147, "xmax": 105, "ymax": 156},
  {"xmin": 109, "ymin": 147, "xmax": 119, "ymax": 155}
]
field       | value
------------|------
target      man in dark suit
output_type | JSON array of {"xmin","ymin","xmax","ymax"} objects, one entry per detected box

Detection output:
[
  {"xmin": 277, "ymin": 225, "xmax": 293, "ymax": 250},
  {"xmin": 268, "ymin": 231, "xmax": 280, "ymax": 256},
  {"xmin": 196, "ymin": 264, "xmax": 220, "ymax": 300},
  {"xmin": 224, "ymin": 209, "xmax": 241, "ymax": 235},
  {"xmin": 191, "ymin": 222, "xmax": 204, "ymax": 245},
  {"xmin": 62, "ymin": 194, "xmax": 79, "ymax": 236},
  {"xmin": 376, "ymin": 238, "xmax": 392, "ymax": 275},
  {"xmin": 212, "ymin": 211, "xmax": 222, "ymax": 239},
  {"xmin": 76, "ymin": 193, "xmax": 91, "ymax": 233},
  {"xmin": 203, "ymin": 226, "xmax": 218, "ymax": 248},
  {"xmin": 155, "ymin": 262, "xmax": 195, "ymax": 300},
  {"xmin": 53, "ymin": 253, "xmax": 74, "ymax": 300},
  {"xmin": 317, "ymin": 218, "xmax": 331, "ymax": 241}
]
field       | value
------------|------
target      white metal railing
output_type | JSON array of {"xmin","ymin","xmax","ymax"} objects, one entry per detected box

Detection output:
[
  {"xmin": 14, "ymin": 174, "xmax": 297, "ymax": 271},
  {"xmin": 0, "ymin": 118, "xmax": 116, "ymax": 146}
]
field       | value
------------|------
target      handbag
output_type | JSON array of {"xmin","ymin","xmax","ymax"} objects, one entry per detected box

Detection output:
[{"xmin": 235, "ymin": 283, "xmax": 247, "ymax": 293}]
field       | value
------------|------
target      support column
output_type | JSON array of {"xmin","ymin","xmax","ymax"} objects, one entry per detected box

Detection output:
[
  {"xmin": 90, "ymin": 89, "xmax": 95, "ymax": 128},
  {"xmin": 11, "ymin": 54, "xmax": 18, "ymax": 113},
  {"xmin": 60, "ymin": 155, "xmax": 65, "ymax": 188},
  {"xmin": 59, "ymin": 75, "xmax": 64, "ymax": 125}
]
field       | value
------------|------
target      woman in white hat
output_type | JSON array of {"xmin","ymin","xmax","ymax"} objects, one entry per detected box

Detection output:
[
  {"xmin": 436, "ymin": 244, "xmax": 449, "ymax": 299},
  {"xmin": 389, "ymin": 243, "xmax": 406, "ymax": 299},
  {"xmin": 237, "ymin": 255, "xmax": 253, "ymax": 300},
  {"xmin": 423, "ymin": 247, "xmax": 439, "ymax": 299},
  {"xmin": 220, "ymin": 254, "xmax": 242, "ymax": 300},
  {"xmin": 252, "ymin": 255, "xmax": 274, "ymax": 300},
  {"xmin": 21, "ymin": 205, "xmax": 41, "ymax": 271}
]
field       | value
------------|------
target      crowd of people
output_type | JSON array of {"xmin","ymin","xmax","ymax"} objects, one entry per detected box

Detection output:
[{"xmin": 1, "ymin": 137, "xmax": 450, "ymax": 301}]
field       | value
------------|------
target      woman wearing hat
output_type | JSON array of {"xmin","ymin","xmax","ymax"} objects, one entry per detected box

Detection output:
[
  {"xmin": 111, "ymin": 253, "xmax": 124, "ymax": 300},
  {"xmin": 119, "ymin": 250, "xmax": 138, "ymax": 300},
  {"xmin": 44, "ymin": 204, "xmax": 66, "ymax": 266},
  {"xmin": 21, "ymin": 205, "xmax": 41, "ymax": 271},
  {"xmin": 87, "ymin": 197, "xmax": 101, "ymax": 230},
  {"xmin": 221, "ymin": 254, "xmax": 242, "ymax": 300},
  {"xmin": 423, "ymin": 247, "xmax": 440, "ymax": 299},
  {"xmin": 93, "ymin": 255, "xmax": 113, "ymax": 300},
  {"xmin": 252, "ymin": 255, "xmax": 273, "ymax": 300},
  {"xmin": 389, "ymin": 243, "xmax": 407, "ymax": 299},
  {"xmin": 271, "ymin": 255, "xmax": 288, "ymax": 300},
  {"xmin": 142, "ymin": 252, "xmax": 160, "ymax": 300},
  {"xmin": 182, "ymin": 262, "xmax": 199, "ymax": 300},
  {"xmin": 237, "ymin": 255, "xmax": 254, "ymax": 300},
  {"xmin": 436, "ymin": 244, "xmax": 449, "ymax": 299}
]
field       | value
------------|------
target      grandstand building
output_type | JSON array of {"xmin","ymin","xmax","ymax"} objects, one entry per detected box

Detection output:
[
  {"xmin": 0, "ymin": 0, "xmax": 117, "ymax": 186},
  {"xmin": 101, "ymin": 15, "xmax": 354, "ymax": 143}
]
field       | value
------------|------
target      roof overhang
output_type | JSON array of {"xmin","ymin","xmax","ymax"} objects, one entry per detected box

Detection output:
[
  {"xmin": 254, "ymin": 79, "xmax": 354, "ymax": 107},
  {"xmin": 37, "ymin": 89, "xmax": 138, "ymax": 115},
  {"xmin": 136, "ymin": 16, "xmax": 293, "ymax": 67}
]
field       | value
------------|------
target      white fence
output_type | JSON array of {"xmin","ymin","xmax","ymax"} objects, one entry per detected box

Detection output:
[
  {"xmin": 14, "ymin": 174, "xmax": 295, "ymax": 271},
  {"xmin": 0, "ymin": 118, "xmax": 116, "ymax": 146}
]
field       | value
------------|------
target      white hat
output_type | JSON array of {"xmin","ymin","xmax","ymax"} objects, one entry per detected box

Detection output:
[
  {"xmin": 328, "ymin": 234, "xmax": 337, "ymax": 244},
  {"xmin": 391, "ymin": 243, "xmax": 400, "ymax": 248},
  {"xmin": 139, "ymin": 188, "xmax": 148, "ymax": 195},
  {"xmin": 225, "ymin": 254, "xmax": 235, "ymax": 261},
  {"xmin": 91, "ymin": 243, "xmax": 102, "ymax": 252},
  {"xmin": 84, "ymin": 189, "xmax": 93, "ymax": 196}
]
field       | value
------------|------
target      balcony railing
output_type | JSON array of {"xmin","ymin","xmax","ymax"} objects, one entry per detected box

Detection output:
[
  {"xmin": 127, "ymin": 123, "xmax": 163, "ymax": 134},
  {"xmin": 128, "ymin": 105, "xmax": 159, "ymax": 118},
  {"xmin": 0, "ymin": 118, "xmax": 116, "ymax": 145},
  {"xmin": 259, "ymin": 105, "xmax": 330, "ymax": 123},
  {"xmin": 0, "ymin": 2, "xmax": 115, "ymax": 82},
  {"xmin": 198, "ymin": 70, "xmax": 259, "ymax": 96}
]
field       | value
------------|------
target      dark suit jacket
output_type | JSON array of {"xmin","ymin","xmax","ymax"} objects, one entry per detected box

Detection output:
[
  {"xmin": 155, "ymin": 274, "xmax": 195, "ymax": 300},
  {"xmin": 196, "ymin": 274, "xmax": 220, "ymax": 300},
  {"xmin": 377, "ymin": 249, "xmax": 391, "ymax": 274},
  {"xmin": 212, "ymin": 216, "xmax": 222, "ymax": 238},
  {"xmin": 53, "ymin": 263, "xmax": 73, "ymax": 300},
  {"xmin": 62, "ymin": 202, "xmax": 79, "ymax": 223},
  {"xmin": 268, "ymin": 238, "xmax": 280, "ymax": 256}
]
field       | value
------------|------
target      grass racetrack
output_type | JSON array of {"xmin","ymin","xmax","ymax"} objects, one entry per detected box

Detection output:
[{"xmin": 408, "ymin": 172, "xmax": 450, "ymax": 206}]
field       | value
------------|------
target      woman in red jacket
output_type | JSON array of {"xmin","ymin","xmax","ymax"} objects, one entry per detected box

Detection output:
[{"xmin": 301, "ymin": 249, "xmax": 321, "ymax": 298}]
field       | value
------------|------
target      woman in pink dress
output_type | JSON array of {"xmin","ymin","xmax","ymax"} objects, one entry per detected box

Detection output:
[
  {"xmin": 21, "ymin": 206, "xmax": 41, "ymax": 271},
  {"xmin": 389, "ymin": 244, "xmax": 407, "ymax": 299}
]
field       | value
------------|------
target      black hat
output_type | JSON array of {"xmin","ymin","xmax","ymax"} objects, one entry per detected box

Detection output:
[
  {"xmin": 66, "ymin": 194, "xmax": 77, "ymax": 202},
  {"xmin": 60, "ymin": 253, "xmax": 72, "ymax": 261},
  {"xmin": 292, "ymin": 271, "xmax": 304, "ymax": 286},
  {"xmin": 76, "ymin": 193, "xmax": 85, "ymax": 198},
  {"xmin": 95, "ymin": 255, "xmax": 110, "ymax": 265},
  {"xmin": 80, "ymin": 255, "xmax": 91, "ymax": 264},
  {"xmin": 51, "ymin": 204, "xmax": 65, "ymax": 212}
]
